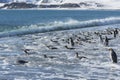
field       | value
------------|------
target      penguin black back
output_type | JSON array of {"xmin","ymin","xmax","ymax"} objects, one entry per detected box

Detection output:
[
  {"xmin": 99, "ymin": 34, "xmax": 103, "ymax": 43},
  {"xmin": 69, "ymin": 37, "xmax": 74, "ymax": 46},
  {"xmin": 104, "ymin": 36, "xmax": 109, "ymax": 46},
  {"xmin": 17, "ymin": 60, "xmax": 28, "ymax": 64},
  {"xmin": 109, "ymin": 48, "xmax": 117, "ymax": 63}
]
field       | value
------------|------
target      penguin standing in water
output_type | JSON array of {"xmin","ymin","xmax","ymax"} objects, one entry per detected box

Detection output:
[
  {"xmin": 104, "ymin": 36, "xmax": 109, "ymax": 46},
  {"xmin": 99, "ymin": 34, "xmax": 103, "ymax": 43},
  {"xmin": 113, "ymin": 28, "xmax": 119, "ymax": 38},
  {"xmin": 113, "ymin": 30, "xmax": 116, "ymax": 38},
  {"xmin": 109, "ymin": 48, "xmax": 117, "ymax": 63},
  {"xmin": 115, "ymin": 28, "xmax": 119, "ymax": 35},
  {"xmin": 69, "ymin": 37, "xmax": 74, "ymax": 47}
]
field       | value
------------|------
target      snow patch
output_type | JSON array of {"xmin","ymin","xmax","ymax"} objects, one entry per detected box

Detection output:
[{"xmin": 0, "ymin": 3, "xmax": 5, "ymax": 7}]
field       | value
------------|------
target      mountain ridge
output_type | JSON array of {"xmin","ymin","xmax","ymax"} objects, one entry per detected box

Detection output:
[{"xmin": 0, "ymin": 0, "xmax": 120, "ymax": 9}]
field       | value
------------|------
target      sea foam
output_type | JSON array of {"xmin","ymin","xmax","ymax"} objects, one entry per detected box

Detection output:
[{"xmin": 0, "ymin": 17, "xmax": 120, "ymax": 37}]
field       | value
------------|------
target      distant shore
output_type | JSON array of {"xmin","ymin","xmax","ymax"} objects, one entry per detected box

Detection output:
[{"xmin": 0, "ymin": 8, "xmax": 120, "ymax": 11}]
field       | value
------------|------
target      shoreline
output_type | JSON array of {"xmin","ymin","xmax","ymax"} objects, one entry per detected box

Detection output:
[{"xmin": 0, "ymin": 8, "xmax": 120, "ymax": 11}]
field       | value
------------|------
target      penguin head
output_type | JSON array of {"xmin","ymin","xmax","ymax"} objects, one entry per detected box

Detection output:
[
  {"xmin": 24, "ymin": 49, "xmax": 30, "ymax": 54},
  {"xmin": 108, "ymin": 48, "xmax": 113, "ymax": 51},
  {"xmin": 105, "ymin": 36, "xmax": 107, "ymax": 38},
  {"xmin": 44, "ymin": 54, "xmax": 47, "ymax": 58},
  {"xmin": 75, "ymin": 52, "xmax": 79, "ymax": 57}
]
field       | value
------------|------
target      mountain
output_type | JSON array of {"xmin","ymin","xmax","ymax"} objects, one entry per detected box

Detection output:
[
  {"xmin": 0, "ymin": 0, "xmax": 120, "ymax": 9},
  {"xmin": 36, "ymin": 0, "xmax": 120, "ymax": 9},
  {"xmin": 35, "ymin": 0, "xmax": 106, "ymax": 9},
  {"xmin": 0, "ymin": 0, "xmax": 38, "ymax": 3}
]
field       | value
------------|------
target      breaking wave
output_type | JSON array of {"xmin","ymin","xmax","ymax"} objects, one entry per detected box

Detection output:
[{"xmin": 0, "ymin": 17, "xmax": 120, "ymax": 37}]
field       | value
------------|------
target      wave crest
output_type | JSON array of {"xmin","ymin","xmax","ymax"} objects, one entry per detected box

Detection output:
[{"xmin": 0, "ymin": 17, "xmax": 120, "ymax": 37}]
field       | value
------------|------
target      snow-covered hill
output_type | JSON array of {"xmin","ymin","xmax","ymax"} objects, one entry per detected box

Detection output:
[
  {"xmin": 0, "ymin": 0, "xmax": 120, "ymax": 9},
  {"xmin": 35, "ymin": 0, "xmax": 120, "ymax": 9}
]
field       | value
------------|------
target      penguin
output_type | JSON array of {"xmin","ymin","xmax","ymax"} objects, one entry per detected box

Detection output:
[
  {"xmin": 23, "ymin": 49, "xmax": 36, "ymax": 55},
  {"xmin": 46, "ymin": 45, "xmax": 58, "ymax": 50},
  {"xmin": 109, "ymin": 48, "xmax": 117, "ymax": 63},
  {"xmin": 43, "ymin": 54, "xmax": 56, "ymax": 59},
  {"xmin": 64, "ymin": 45, "xmax": 75, "ymax": 50},
  {"xmin": 69, "ymin": 37, "xmax": 74, "ymax": 46},
  {"xmin": 17, "ymin": 60, "xmax": 28, "ymax": 65},
  {"xmin": 113, "ymin": 28, "xmax": 119, "ymax": 38},
  {"xmin": 99, "ymin": 34, "xmax": 103, "ymax": 43},
  {"xmin": 104, "ymin": 36, "xmax": 109, "ymax": 46},
  {"xmin": 75, "ymin": 52, "xmax": 88, "ymax": 60},
  {"xmin": 24, "ymin": 49, "xmax": 30, "ymax": 55},
  {"xmin": 115, "ymin": 28, "xmax": 119, "ymax": 35},
  {"xmin": 113, "ymin": 30, "xmax": 117, "ymax": 38}
]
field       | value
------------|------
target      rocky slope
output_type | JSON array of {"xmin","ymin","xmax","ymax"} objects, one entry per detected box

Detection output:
[{"xmin": 0, "ymin": 2, "xmax": 37, "ymax": 9}]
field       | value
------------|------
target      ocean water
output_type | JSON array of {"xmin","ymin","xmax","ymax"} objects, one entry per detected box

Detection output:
[
  {"xmin": 0, "ymin": 10, "xmax": 120, "ymax": 80},
  {"xmin": 0, "ymin": 10, "xmax": 120, "ymax": 36}
]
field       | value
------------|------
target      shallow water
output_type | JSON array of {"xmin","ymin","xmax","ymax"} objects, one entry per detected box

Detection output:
[{"xmin": 0, "ymin": 26, "xmax": 120, "ymax": 80}]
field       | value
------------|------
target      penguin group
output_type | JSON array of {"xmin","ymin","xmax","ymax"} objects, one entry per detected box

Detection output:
[
  {"xmin": 16, "ymin": 28, "xmax": 119, "ymax": 65},
  {"xmin": 98, "ymin": 28, "xmax": 119, "ymax": 63}
]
